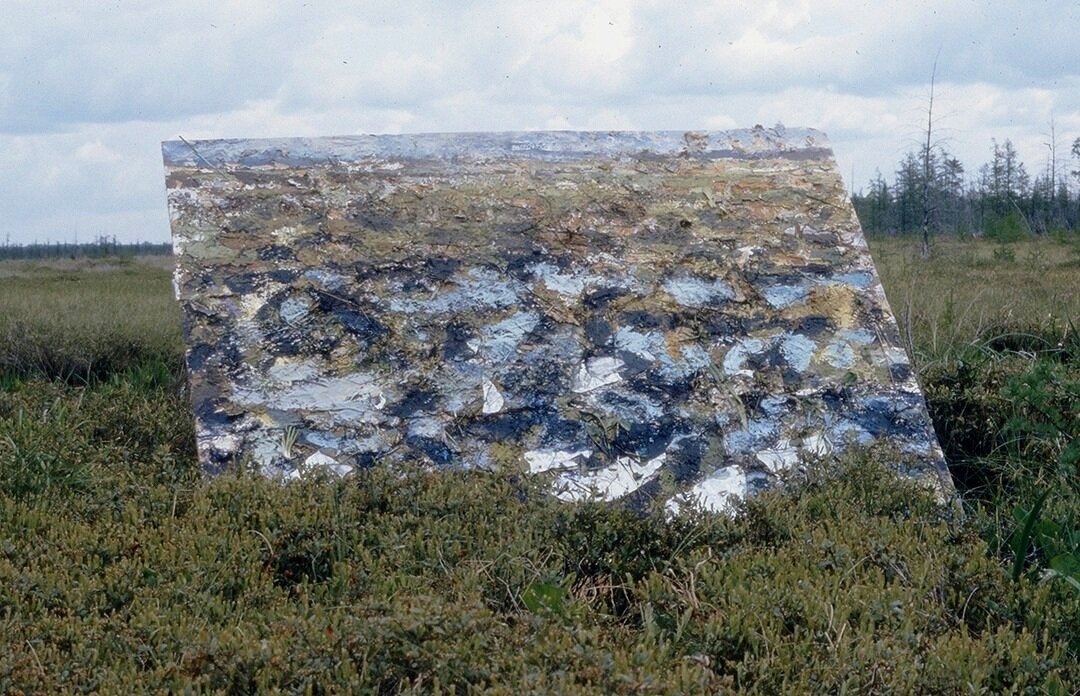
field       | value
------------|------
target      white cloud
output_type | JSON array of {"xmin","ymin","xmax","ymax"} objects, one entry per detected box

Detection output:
[
  {"xmin": 75, "ymin": 141, "xmax": 123, "ymax": 164},
  {"xmin": 503, "ymin": 0, "xmax": 638, "ymax": 95}
]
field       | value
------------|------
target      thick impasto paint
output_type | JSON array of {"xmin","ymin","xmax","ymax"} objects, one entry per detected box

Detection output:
[{"xmin": 163, "ymin": 127, "xmax": 950, "ymax": 512}]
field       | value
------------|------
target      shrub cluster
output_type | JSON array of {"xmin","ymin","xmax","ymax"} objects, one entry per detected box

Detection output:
[{"xmin": 1, "ymin": 374, "xmax": 1077, "ymax": 692}]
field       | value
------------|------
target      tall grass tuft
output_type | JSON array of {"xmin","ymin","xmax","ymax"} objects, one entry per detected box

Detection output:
[{"xmin": 0, "ymin": 257, "xmax": 183, "ymax": 384}]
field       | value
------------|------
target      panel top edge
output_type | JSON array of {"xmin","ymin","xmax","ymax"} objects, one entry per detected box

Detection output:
[{"xmin": 162, "ymin": 126, "xmax": 831, "ymax": 168}]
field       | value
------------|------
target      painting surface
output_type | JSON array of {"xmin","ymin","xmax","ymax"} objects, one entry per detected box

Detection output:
[{"xmin": 163, "ymin": 127, "xmax": 949, "ymax": 511}]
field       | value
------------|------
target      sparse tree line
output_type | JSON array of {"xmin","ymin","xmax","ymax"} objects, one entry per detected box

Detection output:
[
  {"xmin": 852, "ymin": 136, "xmax": 1080, "ymax": 240},
  {"xmin": 0, "ymin": 234, "xmax": 172, "ymax": 260}
]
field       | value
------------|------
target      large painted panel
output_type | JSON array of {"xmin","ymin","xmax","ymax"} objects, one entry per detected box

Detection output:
[{"xmin": 163, "ymin": 127, "xmax": 950, "ymax": 512}]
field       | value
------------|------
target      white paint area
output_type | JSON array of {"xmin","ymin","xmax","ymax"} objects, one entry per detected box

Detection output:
[
  {"xmin": 205, "ymin": 433, "xmax": 240, "ymax": 457},
  {"xmin": 571, "ymin": 356, "xmax": 624, "ymax": 392},
  {"xmin": 824, "ymin": 272, "xmax": 875, "ymax": 290},
  {"xmin": 408, "ymin": 417, "xmax": 444, "ymax": 439},
  {"xmin": 293, "ymin": 451, "xmax": 353, "ymax": 479},
  {"xmin": 761, "ymin": 433, "xmax": 830, "ymax": 470},
  {"xmin": 803, "ymin": 433, "xmax": 831, "ymax": 456},
  {"xmin": 236, "ymin": 281, "xmax": 285, "ymax": 321},
  {"xmin": 587, "ymin": 389, "xmax": 663, "ymax": 422},
  {"xmin": 884, "ymin": 345, "xmax": 909, "ymax": 365},
  {"xmin": 304, "ymin": 430, "xmax": 343, "ymax": 449},
  {"xmin": 268, "ymin": 358, "xmax": 320, "ymax": 384},
  {"xmin": 735, "ymin": 245, "xmax": 762, "ymax": 265},
  {"xmin": 553, "ymin": 453, "xmax": 666, "ymax": 502},
  {"xmin": 351, "ymin": 431, "xmax": 394, "ymax": 454},
  {"xmin": 524, "ymin": 448, "xmax": 593, "ymax": 473},
  {"xmin": 614, "ymin": 327, "xmax": 711, "ymax": 380},
  {"xmin": 233, "ymin": 371, "xmax": 391, "ymax": 426},
  {"xmin": 823, "ymin": 327, "xmax": 876, "ymax": 369},
  {"xmin": 272, "ymin": 225, "xmax": 300, "ymax": 244},
  {"xmin": 901, "ymin": 440, "xmax": 934, "ymax": 456},
  {"xmin": 667, "ymin": 465, "xmax": 747, "ymax": 514},
  {"xmin": 755, "ymin": 440, "xmax": 801, "ymax": 472},
  {"xmin": 543, "ymin": 273, "xmax": 585, "ymax": 297},
  {"xmin": 481, "ymin": 378, "xmax": 504, "ymax": 414},
  {"xmin": 302, "ymin": 269, "xmax": 347, "ymax": 291},
  {"xmin": 167, "ymin": 189, "xmax": 200, "ymax": 225},
  {"xmin": 660, "ymin": 344, "xmax": 712, "ymax": 380},
  {"xmin": 248, "ymin": 432, "xmax": 285, "ymax": 473},
  {"xmin": 528, "ymin": 262, "xmax": 596, "ymax": 298},
  {"xmin": 839, "ymin": 328, "xmax": 875, "ymax": 345},
  {"xmin": 759, "ymin": 394, "xmax": 789, "ymax": 415},
  {"xmin": 439, "ymin": 369, "xmax": 482, "ymax": 414}
]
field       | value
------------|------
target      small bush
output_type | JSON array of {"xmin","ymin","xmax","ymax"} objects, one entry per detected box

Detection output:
[
  {"xmin": 992, "ymin": 244, "xmax": 1016, "ymax": 262},
  {"xmin": 985, "ymin": 210, "xmax": 1030, "ymax": 243}
]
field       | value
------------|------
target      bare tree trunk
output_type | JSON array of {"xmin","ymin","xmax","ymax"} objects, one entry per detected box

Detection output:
[
  {"xmin": 1049, "ymin": 114, "xmax": 1057, "ymax": 198},
  {"xmin": 920, "ymin": 55, "xmax": 938, "ymax": 260},
  {"xmin": 1045, "ymin": 114, "xmax": 1057, "ymax": 229}
]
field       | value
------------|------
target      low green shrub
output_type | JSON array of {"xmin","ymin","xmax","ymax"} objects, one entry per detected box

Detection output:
[
  {"xmin": 0, "ymin": 246, "xmax": 1076, "ymax": 692},
  {"xmin": 1, "ymin": 376, "xmax": 1077, "ymax": 692}
]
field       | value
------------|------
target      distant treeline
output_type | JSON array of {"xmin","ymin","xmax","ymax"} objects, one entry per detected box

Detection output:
[
  {"xmin": 0, "ymin": 236, "xmax": 172, "ymax": 261},
  {"xmin": 852, "ymin": 137, "xmax": 1080, "ymax": 240}
]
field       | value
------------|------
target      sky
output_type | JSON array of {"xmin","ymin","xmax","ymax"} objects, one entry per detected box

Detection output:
[{"xmin": 2, "ymin": 0, "xmax": 1078, "ymax": 244}]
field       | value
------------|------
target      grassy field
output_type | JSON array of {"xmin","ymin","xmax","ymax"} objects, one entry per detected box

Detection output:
[{"xmin": 0, "ymin": 238, "xmax": 1077, "ymax": 693}]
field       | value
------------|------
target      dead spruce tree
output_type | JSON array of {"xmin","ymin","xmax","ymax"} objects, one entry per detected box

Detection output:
[{"xmin": 920, "ymin": 55, "xmax": 940, "ymax": 259}]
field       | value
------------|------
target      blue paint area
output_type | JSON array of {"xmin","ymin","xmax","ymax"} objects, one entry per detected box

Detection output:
[
  {"xmin": 724, "ymin": 416, "xmax": 781, "ymax": 453},
  {"xmin": 780, "ymin": 333, "xmax": 816, "ymax": 373},
  {"xmin": 304, "ymin": 431, "xmax": 344, "ymax": 449},
  {"xmin": 823, "ymin": 340, "xmax": 856, "ymax": 369},
  {"xmin": 762, "ymin": 284, "xmax": 809, "ymax": 309},
  {"xmin": 827, "ymin": 272, "xmax": 875, "ymax": 289},
  {"xmin": 303, "ymin": 269, "xmax": 348, "ymax": 291},
  {"xmin": 760, "ymin": 395, "xmax": 790, "ymax": 415},
  {"xmin": 838, "ymin": 328, "xmax": 875, "ymax": 345},
  {"xmin": 163, "ymin": 127, "xmax": 830, "ymax": 169},
  {"xmin": 662, "ymin": 276, "xmax": 735, "ymax": 307}
]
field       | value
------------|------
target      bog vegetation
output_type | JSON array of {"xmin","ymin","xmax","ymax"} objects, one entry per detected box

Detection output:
[{"xmin": 0, "ymin": 238, "xmax": 1077, "ymax": 693}]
